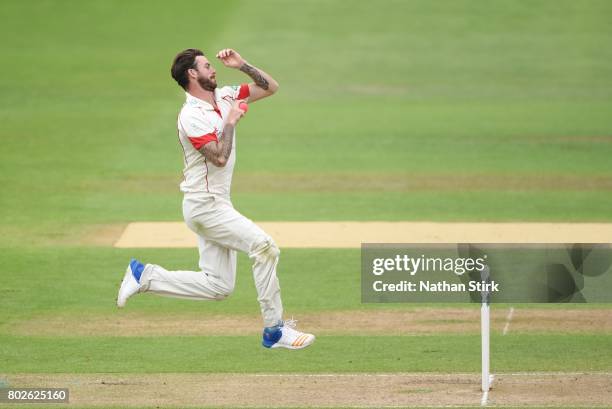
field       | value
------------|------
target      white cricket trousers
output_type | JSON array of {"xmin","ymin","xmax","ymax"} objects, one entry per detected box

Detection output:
[{"xmin": 139, "ymin": 194, "xmax": 283, "ymax": 327}]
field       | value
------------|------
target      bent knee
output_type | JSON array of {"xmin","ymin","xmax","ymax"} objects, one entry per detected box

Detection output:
[
  {"xmin": 214, "ymin": 284, "xmax": 234, "ymax": 300},
  {"xmin": 210, "ymin": 277, "xmax": 235, "ymax": 300},
  {"xmin": 250, "ymin": 237, "xmax": 280, "ymax": 262}
]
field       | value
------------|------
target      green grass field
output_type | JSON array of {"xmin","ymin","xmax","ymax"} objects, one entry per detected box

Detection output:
[{"xmin": 1, "ymin": 0, "xmax": 612, "ymax": 407}]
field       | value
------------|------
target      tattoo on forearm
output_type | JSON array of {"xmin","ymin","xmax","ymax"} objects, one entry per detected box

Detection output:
[
  {"xmin": 199, "ymin": 123, "xmax": 234, "ymax": 166},
  {"xmin": 218, "ymin": 123, "xmax": 234, "ymax": 160},
  {"xmin": 200, "ymin": 143, "xmax": 217, "ymax": 163},
  {"xmin": 240, "ymin": 63, "xmax": 269, "ymax": 90}
]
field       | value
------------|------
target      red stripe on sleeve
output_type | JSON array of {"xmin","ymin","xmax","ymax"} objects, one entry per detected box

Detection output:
[
  {"xmin": 237, "ymin": 83, "xmax": 250, "ymax": 99},
  {"xmin": 188, "ymin": 132, "xmax": 218, "ymax": 150}
]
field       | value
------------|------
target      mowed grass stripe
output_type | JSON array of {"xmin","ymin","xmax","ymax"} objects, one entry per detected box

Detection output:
[
  {"xmin": 2, "ymin": 248, "xmax": 611, "ymax": 322},
  {"xmin": 9, "ymin": 308, "xmax": 612, "ymax": 337},
  {"xmin": 1, "ymin": 334, "xmax": 611, "ymax": 373},
  {"xmin": 92, "ymin": 172, "xmax": 612, "ymax": 194}
]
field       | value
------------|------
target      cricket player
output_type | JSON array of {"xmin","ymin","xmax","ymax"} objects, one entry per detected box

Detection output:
[{"xmin": 116, "ymin": 48, "xmax": 315, "ymax": 350}]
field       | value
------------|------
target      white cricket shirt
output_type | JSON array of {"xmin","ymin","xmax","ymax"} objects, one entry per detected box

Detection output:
[{"xmin": 176, "ymin": 84, "xmax": 250, "ymax": 197}]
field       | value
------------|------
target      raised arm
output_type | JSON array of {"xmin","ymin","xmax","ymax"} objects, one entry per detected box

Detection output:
[
  {"xmin": 216, "ymin": 48, "xmax": 279, "ymax": 102},
  {"xmin": 199, "ymin": 100, "xmax": 245, "ymax": 167}
]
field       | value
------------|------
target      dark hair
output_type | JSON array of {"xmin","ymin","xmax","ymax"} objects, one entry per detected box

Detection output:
[{"xmin": 171, "ymin": 48, "xmax": 204, "ymax": 90}]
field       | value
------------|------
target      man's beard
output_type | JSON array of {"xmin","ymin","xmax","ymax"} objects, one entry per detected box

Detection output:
[{"xmin": 197, "ymin": 75, "xmax": 217, "ymax": 91}]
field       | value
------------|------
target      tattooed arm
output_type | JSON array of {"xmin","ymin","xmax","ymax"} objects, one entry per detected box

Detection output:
[
  {"xmin": 216, "ymin": 48, "xmax": 279, "ymax": 102},
  {"xmin": 198, "ymin": 101, "xmax": 244, "ymax": 167}
]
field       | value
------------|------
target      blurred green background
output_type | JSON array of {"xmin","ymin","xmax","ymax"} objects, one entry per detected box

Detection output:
[
  {"xmin": 1, "ymin": 0, "xmax": 611, "ymax": 248},
  {"xmin": 0, "ymin": 2, "xmax": 611, "ymax": 405}
]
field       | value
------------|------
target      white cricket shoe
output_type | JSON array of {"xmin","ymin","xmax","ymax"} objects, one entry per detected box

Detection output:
[
  {"xmin": 262, "ymin": 318, "xmax": 315, "ymax": 350},
  {"xmin": 116, "ymin": 259, "xmax": 144, "ymax": 308}
]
